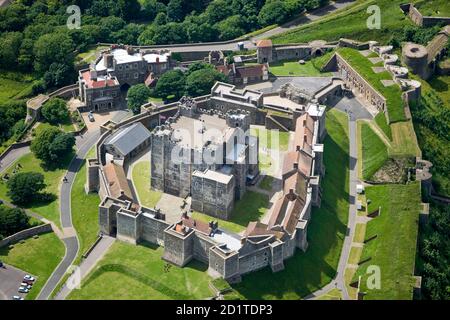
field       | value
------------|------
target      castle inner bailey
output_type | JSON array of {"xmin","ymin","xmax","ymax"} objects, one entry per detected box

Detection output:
[
  {"xmin": 150, "ymin": 96, "xmax": 259, "ymax": 220},
  {"xmin": 85, "ymin": 80, "xmax": 327, "ymax": 282},
  {"xmin": 78, "ymin": 44, "xmax": 173, "ymax": 112}
]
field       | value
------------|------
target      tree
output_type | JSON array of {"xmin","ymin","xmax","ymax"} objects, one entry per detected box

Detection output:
[
  {"xmin": 167, "ymin": 0, "xmax": 185, "ymax": 22},
  {"xmin": 185, "ymin": 68, "xmax": 228, "ymax": 97},
  {"xmin": 216, "ymin": 15, "xmax": 246, "ymax": 41},
  {"xmin": 6, "ymin": 172, "xmax": 46, "ymax": 204},
  {"xmin": 0, "ymin": 32, "xmax": 23, "ymax": 69},
  {"xmin": 43, "ymin": 63, "xmax": 74, "ymax": 88},
  {"xmin": 31, "ymin": 126, "xmax": 75, "ymax": 166},
  {"xmin": 33, "ymin": 32, "xmax": 75, "ymax": 75},
  {"xmin": 155, "ymin": 69, "xmax": 186, "ymax": 100},
  {"xmin": 118, "ymin": 0, "xmax": 141, "ymax": 21},
  {"xmin": 258, "ymin": 0, "xmax": 288, "ymax": 26},
  {"xmin": 41, "ymin": 98, "xmax": 70, "ymax": 124},
  {"xmin": 0, "ymin": 206, "xmax": 30, "ymax": 238},
  {"xmin": 205, "ymin": 0, "xmax": 233, "ymax": 24},
  {"xmin": 127, "ymin": 84, "xmax": 151, "ymax": 114}
]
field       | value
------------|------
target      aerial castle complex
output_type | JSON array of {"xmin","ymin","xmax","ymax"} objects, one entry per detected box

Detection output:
[{"xmin": 85, "ymin": 79, "xmax": 326, "ymax": 282}]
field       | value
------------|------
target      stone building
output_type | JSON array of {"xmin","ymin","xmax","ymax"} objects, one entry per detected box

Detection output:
[
  {"xmin": 216, "ymin": 62, "xmax": 269, "ymax": 85},
  {"xmin": 89, "ymin": 82, "xmax": 325, "ymax": 283},
  {"xmin": 78, "ymin": 45, "xmax": 172, "ymax": 112},
  {"xmin": 150, "ymin": 96, "xmax": 259, "ymax": 220}
]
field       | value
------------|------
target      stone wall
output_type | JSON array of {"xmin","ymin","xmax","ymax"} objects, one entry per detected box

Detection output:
[
  {"xmin": 335, "ymin": 53, "xmax": 387, "ymax": 114},
  {"xmin": 406, "ymin": 4, "xmax": 450, "ymax": 27},
  {"xmin": 162, "ymin": 228, "xmax": 194, "ymax": 267},
  {"xmin": 0, "ymin": 224, "xmax": 52, "ymax": 248},
  {"xmin": 139, "ymin": 212, "xmax": 170, "ymax": 246}
]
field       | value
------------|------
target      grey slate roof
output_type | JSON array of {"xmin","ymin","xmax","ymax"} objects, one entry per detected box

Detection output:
[{"xmin": 105, "ymin": 122, "xmax": 151, "ymax": 156}]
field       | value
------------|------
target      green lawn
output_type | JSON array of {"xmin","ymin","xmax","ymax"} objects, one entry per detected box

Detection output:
[
  {"xmin": 269, "ymin": 59, "xmax": 331, "ymax": 77},
  {"xmin": 192, "ymin": 191, "xmax": 269, "ymax": 234},
  {"xmin": 374, "ymin": 112, "xmax": 392, "ymax": 141},
  {"xmin": 414, "ymin": 0, "xmax": 450, "ymax": 17},
  {"xmin": 0, "ymin": 153, "xmax": 72, "ymax": 227},
  {"xmin": 232, "ymin": 108, "xmax": 350, "ymax": 299},
  {"xmin": 258, "ymin": 152, "xmax": 277, "ymax": 175},
  {"xmin": 0, "ymin": 73, "xmax": 34, "ymax": 104},
  {"xmin": 71, "ymin": 148, "xmax": 101, "ymax": 264},
  {"xmin": 272, "ymin": 0, "xmax": 413, "ymax": 45},
  {"xmin": 0, "ymin": 232, "xmax": 65, "ymax": 300},
  {"xmin": 251, "ymin": 127, "xmax": 290, "ymax": 151},
  {"xmin": 337, "ymin": 48, "xmax": 406, "ymax": 123},
  {"xmin": 68, "ymin": 241, "xmax": 214, "ymax": 300},
  {"xmin": 259, "ymin": 175, "xmax": 274, "ymax": 191},
  {"xmin": 76, "ymin": 45, "xmax": 109, "ymax": 65},
  {"xmin": 360, "ymin": 122, "xmax": 389, "ymax": 180},
  {"xmin": 132, "ymin": 161, "xmax": 162, "ymax": 208},
  {"xmin": 316, "ymin": 288, "xmax": 342, "ymax": 300},
  {"xmin": 354, "ymin": 183, "xmax": 421, "ymax": 299}
]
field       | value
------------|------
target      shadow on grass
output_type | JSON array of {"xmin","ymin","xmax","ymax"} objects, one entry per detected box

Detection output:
[{"xmin": 231, "ymin": 111, "xmax": 350, "ymax": 299}]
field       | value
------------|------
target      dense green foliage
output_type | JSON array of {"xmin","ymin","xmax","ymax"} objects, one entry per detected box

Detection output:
[
  {"xmin": 388, "ymin": 24, "xmax": 443, "ymax": 49},
  {"xmin": 0, "ymin": 99, "xmax": 27, "ymax": 145},
  {"xmin": 0, "ymin": 205, "xmax": 30, "ymax": 239},
  {"xmin": 410, "ymin": 78, "xmax": 450, "ymax": 196},
  {"xmin": 127, "ymin": 84, "xmax": 151, "ymax": 114},
  {"xmin": 185, "ymin": 67, "xmax": 228, "ymax": 97},
  {"xmin": 30, "ymin": 126, "xmax": 75, "ymax": 167},
  {"xmin": 154, "ymin": 69, "xmax": 186, "ymax": 100},
  {"xmin": 418, "ymin": 202, "xmax": 450, "ymax": 300},
  {"xmin": 41, "ymin": 98, "xmax": 70, "ymax": 124},
  {"xmin": 7, "ymin": 172, "xmax": 46, "ymax": 205}
]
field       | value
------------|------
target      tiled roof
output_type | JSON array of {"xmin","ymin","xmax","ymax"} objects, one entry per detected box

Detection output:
[
  {"xmin": 256, "ymin": 39, "xmax": 273, "ymax": 48},
  {"xmin": 103, "ymin": 162, "xmax": 133, "ymax": 201},
  {"xmin": 235, "ymin": 64, "xmax": 267, "ymax": 78},
  {"xmin": 81, "ymin": 70, "xmax": 118, "ymax": 89}
]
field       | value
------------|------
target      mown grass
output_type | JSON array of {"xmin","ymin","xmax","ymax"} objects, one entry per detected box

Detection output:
[
  {"xmin": 360, "ymin": 122, "xmax": 389, "ymax": 180},
  {"xmin": 71, "ymin": 147, "xmax": 101, "ymax": 264},
  {"xmin": 337, "ymin": 48, "xmax": 406, "ymax": 123},
  {"xmin": 251, "ymin": 127, "xmax": 290, "ymax": 151},
  {"xmin": 0, "ymin": 152, "xmax": 73, "ymax": 227},
  {"xmin": 259, "ymin": 175, "xmax": 274, "ymax": 191},
  {"xmin": 354, "ymin": 183, "xmax": 421, "ymax": 300},
  {"xmin": 231, "ymin": 108, "xmax": 350, "ymax": 299},
  {"xmin": 0, "ymin": 232, "xmax": 65, "ymax": 300},
  {"xmin": 192, "ymin": 191, "xmax": 269, "ymax": 234},
  {"xmin": 132, "ymin": 161, "xmax": 162, "ymax": 208},
  {"xmin": 269, "ymin": 59, "xmax": 332, "ymax": 77},
  {"xmin": 374, "ymin": 112, "xmax": 392, "ymax": 140},
  {"xmin": 68, "ymin": 241, "xmax": 213, "ymax": 300},
  {"xmin": 414, "ymin": 0, "xmax": 450, "ymax": 17}
]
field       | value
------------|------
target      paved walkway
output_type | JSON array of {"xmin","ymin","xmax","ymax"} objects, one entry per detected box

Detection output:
[
  {"xmin": 304, "ymin": 108, "xmax": 360, "ymax": 300},
  {"xmin": 37, "ymin": 111, "xmax": 130, "ymax": 300},
  {"xmin": 0, "ymin": 146, "xmax": 30, "ymax": 174},
  {"xmin": 53, "ymin": 235, "xmax": 115, "ymax": 300}
]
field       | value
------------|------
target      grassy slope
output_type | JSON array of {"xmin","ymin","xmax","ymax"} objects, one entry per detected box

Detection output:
[
  {"xmin": 360, "ymin": 122, "xmax": 389, "ymax": 180},
  {"xmin": 68, "ymin": 241, "xmax": 213, "ymax": 300},
  {"xmin": 0, "ymin": 73, "xmax": 34, "ymax": 104},
  {"xmin": 337, "ymin": 48, "xmax": 406, "ymax": 123},
  {"xmin": 132, "ymin": 161, "xmax": 162, "ymax": 208},
  {"xmin": 374, "ymin": 112, "xmax": 392, "ymax": 140},
  {"xmin": 272, "ymin": 0, "xmax": 413, "ymax": 45},
  {"xmin": 192, "ymin": 191, "xmax": 269, "ymax": 234},
  {"xmin": 355, "ymin": 183, "xmax": 421, "ymax": 299},
  {"xmin": 232, "ymin": 108, "xmax": 349, "ymax": 299},
  {"xmin": 414, "ymin": 0, "xmax": 450, "ymax": 17},
  {"xmin": 0, "ymin": 153, "xmax": 72, "ymax": 227},
  {"xmin": 71, "ymin": 147, "xmax": 101, "ymax": 264},
  {"xmin": 0, "ymin": 232, "xmax": 65, "ymax": 300}
]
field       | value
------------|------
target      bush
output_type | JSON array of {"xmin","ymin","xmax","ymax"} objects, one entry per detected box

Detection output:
[
  {"xmin": 6, "ymin": 172, "xmax": 46, "ymax": 204},
  {"xmin": 41, "ymin": 98, "xmax": 70, "ymax": 125}
]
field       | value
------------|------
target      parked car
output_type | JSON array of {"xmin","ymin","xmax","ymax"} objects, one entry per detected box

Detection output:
[
  {"xmin": 12, "ymin": 296, "xmax": 23, "ymax": 300},
  {"xmin": 23, "ymin": 275, "xmax": 35, "ymax": 282},
  {"xmin": 18, "ymin": 287, "xmax": 29, "ymax": 293},
  {"xmin": 88, "ymin": 113, "xmax": 95, "ymax": 122},
  {"xmin": 22, "ymin": 279, "xmax": 34, "ymax": 285},
  {"xmin": 20, "ymin": 283, "xmax": 32, "ymax": 290}
]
